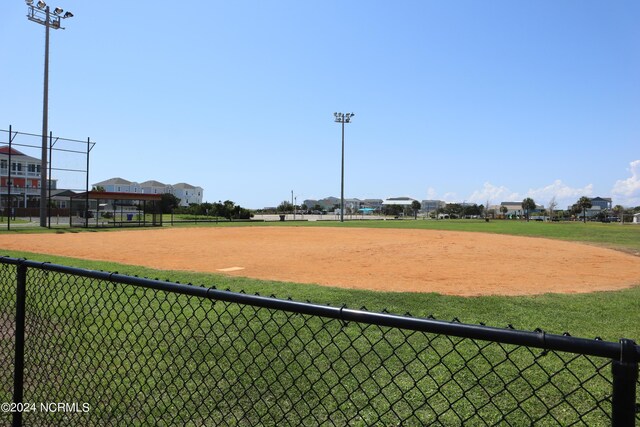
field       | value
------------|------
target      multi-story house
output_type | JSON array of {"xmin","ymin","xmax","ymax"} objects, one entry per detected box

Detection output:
[
  {"xmin": 140, "ymin": 180, "xmax": 170, "ymax": 195},
  {"xmin": 171, "ymin": 183, "xmax": 203, "ymax": 206},
  {"xmin": 92, "ymin": 177, "xmax": 203, "ymax": 207},
  {"xmin": 0, "ymin": 146, "xmax": 57, "ymax": 208},
  {"xmin": 589, "ymin": 197, "xmax": 612, "ymax": 211}
]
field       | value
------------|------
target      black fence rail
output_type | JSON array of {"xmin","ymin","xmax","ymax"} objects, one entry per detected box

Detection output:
[{"xmin": 0, "ymin": 257, "xmax": 638, "ymax": 426}]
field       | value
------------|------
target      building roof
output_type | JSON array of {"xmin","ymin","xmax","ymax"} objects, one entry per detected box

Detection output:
[
  {"xmin": 72, "ymin": 191, "xmax": 162, "ymax": 201},
  {"xmin": 173, "ymin": 183, "xmax": 197, "ymax": 189},
  {"xmin": 0, "ymin": 147, "xmax": 27, "ymax": 156},
  {"xmin": 140, "ymin": 180, "xmax": 166, "ymax": 187},
  {"xmin": 0, "ymin": 146, "xmax": 40, "ymax": 163},
  {"xmin": 383, "ymin": 197, "xmax": 416, "ymax": 205},
  {"xmin": 94, "ymin": 177, "xmax": 133, "ymax": 186}
]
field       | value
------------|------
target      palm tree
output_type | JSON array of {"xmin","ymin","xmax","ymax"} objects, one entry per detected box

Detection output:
[
  {"xmin": 521, "ymin": 198, "xmax": 536, "ymax": 222},
  {"xmin": 500, "ymin": 205, "xmax": 508, "ymax": 218},
  {"xmin": 575, "ymin": 196, "xmax": 592, "ymax": 223},
  {"xmin": 411, "ymin": 200, "xmax": 421, "ymax": 219}
]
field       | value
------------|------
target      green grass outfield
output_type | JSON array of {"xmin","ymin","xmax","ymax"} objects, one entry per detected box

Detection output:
[{"xmin": 2, "ymin": 219, "xmax": 639, "ymax": 341}]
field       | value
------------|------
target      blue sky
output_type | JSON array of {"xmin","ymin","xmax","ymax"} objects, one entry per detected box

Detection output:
[{"xmin": 1, "ymin": 1, "xmax": 639, "ymax": 209}]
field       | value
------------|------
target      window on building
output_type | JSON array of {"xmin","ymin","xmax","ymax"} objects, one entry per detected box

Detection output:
[
  {"xmin": 27, "ymin": 164, "xmax": 37, "ymax": 173},
  {"xmin": 0, "ymin": 159, "xmax": 7, "ymax": 170}
]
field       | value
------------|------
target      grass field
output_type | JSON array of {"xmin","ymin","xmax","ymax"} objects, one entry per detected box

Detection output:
[{"xmin": 1, "ymin": 220, "xmax": 639, "ymax": 425}]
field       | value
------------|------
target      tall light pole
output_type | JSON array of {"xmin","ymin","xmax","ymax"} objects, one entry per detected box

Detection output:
[
  {"xmin": 334, "ymin": 112, "xmax": 354, "ymax": 223},
  {"xmin": 26, "ymin": 0, "xmax": 73, "ymax": 227}
]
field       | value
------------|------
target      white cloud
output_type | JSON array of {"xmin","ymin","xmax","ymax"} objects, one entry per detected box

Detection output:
[
  {"xmin": 467, "ymin": 182, "xmax": 519, "ymax": 204},
  {"xmin": 612, "ymin": 160, "xmax": 640, "ymax": 206},
  {"xmin": 526, "ymin": 180, "xmax": 593, "ymax": 206},
  {"xmin": 465, "ymin": 180, "xmax": 594, "ymax": 208},
  {"xmin": 426, "ymin": 187, "xmax": 438, "ymax": 199},
  {"xmin": 442, "ymin": 192, "xmax": 459, "ymax": 203}
]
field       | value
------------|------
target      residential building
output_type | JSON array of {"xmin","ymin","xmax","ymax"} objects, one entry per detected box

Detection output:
[
  {"xmin": 303, "ymin": 197, "xmax": 341, "ymax": 211},
  {"xmin": 172, "ymin": 183, "xmax": 203, "ymax": 206},
  {"xmin": 140, "ymin": 180, "xmax": 169, "ymax": 195},
  {"xmin": 382, "ymin": 197, "xmax": 417, "ymax": 206},
  {"xmin": 565, "ymin": 196, "xmax": 613, "ymax": 219},
  {"xmin": 499, "ymin": 201, "xmax": 544, "ymax": 217},
  {"xmin": 589, "ymin": 197, "xmax": 612, "ymax": 211},
  {"xmin": 92, "ymin": 177, "xmax": 204, "ymax": 207},
  {"xmin": 0, "ymin": 146, "xmax": 57, "ymax": 208},
  {"xmin": 93, "ymin": 177, "xmax": 136, "ymax": 193}
]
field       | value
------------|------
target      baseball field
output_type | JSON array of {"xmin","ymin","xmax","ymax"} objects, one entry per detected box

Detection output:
[
  {"xmin": 1, "ymin": 219, "xmax": 639, "ymax": 339},
  {"xmin": 2, "ymin": 220, "xmax": 639, "ymax": 425}
]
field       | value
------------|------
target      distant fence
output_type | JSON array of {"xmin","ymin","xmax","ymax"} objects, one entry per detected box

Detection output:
[
  {"xmin": 0, "ymin": 126, "xmax": 95, "ymax": 230},
  {"xmin": 1, "ymin": 257, "xmax": 638, "ymax": 426}
]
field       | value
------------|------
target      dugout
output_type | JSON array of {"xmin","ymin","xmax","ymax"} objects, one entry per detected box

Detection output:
[{"xmin": 70, "ymin": 191, "xmax": 163, "ymax": 228}]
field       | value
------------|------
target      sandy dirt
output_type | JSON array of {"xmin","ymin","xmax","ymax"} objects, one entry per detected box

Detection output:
[{"xmin": 1, "ymin": 226, "xmax": 639, "ymax": 296}]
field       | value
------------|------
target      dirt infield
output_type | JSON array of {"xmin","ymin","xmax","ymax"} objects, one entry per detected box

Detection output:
[{"xmin": 1, "ymin": 226, "xmax": 640, "ymax": 296}]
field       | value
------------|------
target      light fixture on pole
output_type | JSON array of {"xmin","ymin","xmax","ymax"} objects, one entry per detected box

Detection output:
[
  {"xmin": 333, "ymin": 112, "xmax": 354, "ymax": 223},
  {"xmin": 25, "ymin": 0, "xmax": 73, "ymax": 227}
]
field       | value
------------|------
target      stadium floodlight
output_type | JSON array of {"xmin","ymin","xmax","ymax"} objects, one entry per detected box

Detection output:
[
  {"xmin": 25, "ymin": 1, "xmax": 73, "ymax": 227},
  {"xmin": 334, "ymin": 112, "xmax": 355, "ymax": 223}
]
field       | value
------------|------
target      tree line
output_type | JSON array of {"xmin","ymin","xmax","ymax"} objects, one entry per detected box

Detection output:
[{"xmin": 159, "ymin": 194, "xmax": 253, "ymax": 220}]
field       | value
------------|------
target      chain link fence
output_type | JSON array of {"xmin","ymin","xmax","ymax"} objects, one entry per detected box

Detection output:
[{"xmin": 1, "ymin": 257, "xmax": 638, "ymax": 426}]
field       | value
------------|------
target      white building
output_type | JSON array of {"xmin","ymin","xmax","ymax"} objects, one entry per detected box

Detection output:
[
  {"xmin": 140, "ymin": 180, "xmax": 170, "ymax": 195},
  {"xmin": 93, "ymin": 177, "xmax": 204, "ymax": 207},
  {"xmin": 171, "ymin": 183, "xmax": 203, "ymax": 206}
]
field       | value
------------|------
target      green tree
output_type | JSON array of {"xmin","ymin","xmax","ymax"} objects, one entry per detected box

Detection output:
[
  {"xmin": 499, "ymin": 205, "xmax": 508, "ymax": 218},
  {"xmin": 160, "ymin": 193, "xmax": 181, "ymax": 214},
  {"xmin": 411, "ymin": 200, "xmax": 421, "ymax": 219},
  {"xmin": 92, "ymin": 185, "xmax": 106, "ymax": 192},
  {"xmin": 575, "ymin": 196, "xmax": 592, "ymax": 223},
  {"xmin": 382, "ymin": 204, "xmax": 403, "ymax": 217},
  {"xmin": 277, "ymin": 200, "xmax": 294, "ymax": 213},
  {"xmin": 521, "ymin": 198, "xmax": 536, "ymax": 222},
  {"xmin": 444, "ymin": 203, "xmax": 463, "ymax": 218}
]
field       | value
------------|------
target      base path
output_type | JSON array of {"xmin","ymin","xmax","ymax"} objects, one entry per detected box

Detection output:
[{"xmin": 2, "ymin": 227, "xmax": 640, "ymax": 296}]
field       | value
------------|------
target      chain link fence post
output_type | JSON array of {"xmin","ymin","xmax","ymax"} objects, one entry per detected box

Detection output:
[
  {"xmin": 12, "ymin": 263, "xmax": 26, "ymax": 427},
  {"xmin": 611, "ymin": 338, "xmax": 638, "ymax": 426}
]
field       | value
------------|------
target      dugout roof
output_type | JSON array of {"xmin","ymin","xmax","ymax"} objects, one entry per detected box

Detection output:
[{"xmin": 72, "ymin": 191, "xmax": 162, "ymax": 201}]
